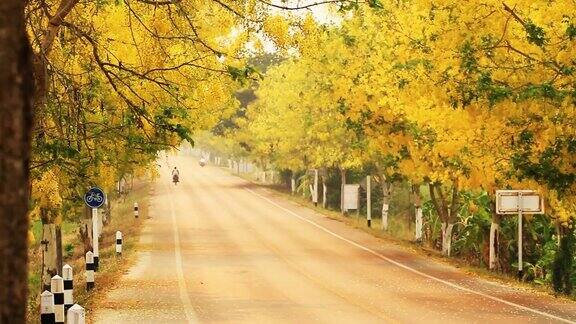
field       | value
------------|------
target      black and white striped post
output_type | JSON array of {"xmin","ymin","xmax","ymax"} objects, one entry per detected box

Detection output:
[
  {"xmin": 41, "ymin": 290, "xmax": 56, "ymax": 324},
  {"xmin": 115, "ymin": 231, "xmax": 122, "ymax": 256},
  {"xmin": 50, "ymin": 275, "xmax": 65, "ymax": 324},
  {"xmin": 85, "ymin": 251, "xmax": 95, "ymax": 291},
  {"xmin": 66, "ymin": 304, "xmax": 85, "ymax": 324},
  {"xmin": 62, "ymin": 264, "xmax": 73, "ymax": 312},
  {"xmin": 134, "ymin": 202, "xmax": 139, "ymax": 218}
]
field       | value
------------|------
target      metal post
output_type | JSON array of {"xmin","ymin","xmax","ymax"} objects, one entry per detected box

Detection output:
[
  {"xmin": 518, "ymin": 193, "xmax": 523, "ymax": 279},
  {"xmin": 367, "ymin": 175, "xmax": 371, "ymax": 227},
  {"xmin": 91, "ymin": 208, "xmax": 99, "ymax": 271}
]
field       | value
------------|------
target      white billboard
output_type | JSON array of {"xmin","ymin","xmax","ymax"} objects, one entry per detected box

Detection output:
[
  {"xmin": 343, "ymin": 184, "xmax": 360, "ymax": 210},
  {"xmin": 495, "ymin": 190, "xmax": 544, "ymax": 215}
]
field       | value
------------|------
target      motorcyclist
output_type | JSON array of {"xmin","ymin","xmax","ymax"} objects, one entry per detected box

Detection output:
[{"xmin": 172, "ymin": 167, "xmax": 180, "ymax": 184}]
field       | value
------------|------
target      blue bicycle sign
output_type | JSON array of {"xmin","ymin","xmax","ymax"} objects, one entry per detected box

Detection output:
[{"xmin": 84, "ymin": 187, "xmax": 105, "ymax": 208}]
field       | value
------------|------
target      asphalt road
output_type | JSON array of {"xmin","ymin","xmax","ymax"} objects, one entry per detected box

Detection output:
[{"xmin": 95, "ymin": 155, "xmax": 576, "ymax": 324}]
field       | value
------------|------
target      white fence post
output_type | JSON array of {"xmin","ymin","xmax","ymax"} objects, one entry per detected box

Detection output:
[
  {"xmin": 41, "ymin": 290, "xmax": 56, "ymax": 324},
  {"xmin": 62, "ymin": 264, "xmax": 73, "ymax": 312},
  {"xmin": 85, "ymin": 251, "xmax": 95, "ymax": 291},
  {"xmin": 66, "ymin": 304, "xmax": 85, "ymax": 324},
  {"xmin": 133, "ymin": 202, "xmax": 139, "ymax": 218},
  {"xmin": 50, "ymin": 275, "xmax": 65, "ymax": 324},
  {"xmin": 116, "ymin": 231, "xmax": 123, "ymax": 256}
]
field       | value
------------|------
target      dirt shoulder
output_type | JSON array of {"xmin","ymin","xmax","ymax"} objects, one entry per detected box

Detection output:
[{"xmin": 26, "ymin": 180, "xmax": 152, "ymax": 323}]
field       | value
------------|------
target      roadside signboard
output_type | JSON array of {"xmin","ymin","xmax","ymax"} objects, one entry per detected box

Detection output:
[
  {"xmin": 84, "ymin": 187, "xmax": 105, "ymax": 209},
  {"xmin": 495, "ymin": 189, "xmax": 544, "ymax": 277},
  {"xmin": 496, "ymin": 190, "xmax": 544, "ymax": 214},
  {"xmin": 343, "ymin": 184, "xmax": 360, "ymax": 210}
]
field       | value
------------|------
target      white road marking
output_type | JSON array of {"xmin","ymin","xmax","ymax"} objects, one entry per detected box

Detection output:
[
  {"xmin": 245, "ymin": 187, "xmax": 575, "ymax": 324},
  {"xmin": 168, "ymin": 182, "xmax": 198, "ymax": 324}
]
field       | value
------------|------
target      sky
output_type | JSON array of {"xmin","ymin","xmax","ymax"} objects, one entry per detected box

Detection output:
[{"xmin": 260, "ymin": 0, "xmax": 342, "ymax": 53}]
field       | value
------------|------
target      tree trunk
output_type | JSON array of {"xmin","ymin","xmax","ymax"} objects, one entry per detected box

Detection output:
[
  {"xmin": 381, "ymin": 178, "xmax": 392, "ymax": 231},
  {"xmin": 291, "ymin": 177, "xmax": 296, "ymax": 195},
  {"xmin": 441, "ymin": 222, "xmax": 455, "ymax": 256},
  {"xmin": 313, "ymin": 169, "xmax": 319, "ymax": 206},
  {"xmin": 309, "ymin": 184, "xmax": 315, "ymax": 202},
  {"xmin": 105, "ymin": 198, "xmax": 112, "ymax": 225},
  {"xmin": 429, "ymin": 182, "xmax": 459, "ymax": 255},
  {"xmin": 0, "ymin": 1, "xmax": 34, "ymax": 320},
  {"xmin": 56, "ymin": 225, "xmax": 63, "ymax": 274},
  {"xmin": 79, "ymin": 206, "xmax": 93, "ymax": 255},
  {"xmin": 340, "ymin": 169, "xmax": 347, "ymax": 214},
  {"xmin": 489, "ymin": 206, "xmax": 501, "ymax": 271},
  {"xmin": 41, "ymin": 223, "xmax": 58, "ymax": 291},
  {"xmin": 323, "ymin": 181, "xmax": 327, "ymax": 208},
  {"xmin": 412, "ymin": 184, "xmax": 423, "ymax": 241}
]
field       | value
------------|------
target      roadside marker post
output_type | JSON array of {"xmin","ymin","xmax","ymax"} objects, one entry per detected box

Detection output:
[
  {"xmin": 62, "ymin": 264, "xmax": 74, "ymax": 312},
  {"xmin": 134, "ymin": 202, "xmax": 139, "ymax": 218},
  {"xmin": 66, "ymin": 304, "xmax": 85, "ymax": 324},
  {"xmin": 40, "ymin": 290, "xmax": 56, "ymax": 324},
  {"xmin": 50, "ymin": 275, "xmax": 65, "ymax": 324},
  {"xmin": 116, "ymin": 231, "xmax": 123, "ymax": 256},
  {"xmin": 85, "ymin": 251, "xmax": 95, "ymax": 291}
]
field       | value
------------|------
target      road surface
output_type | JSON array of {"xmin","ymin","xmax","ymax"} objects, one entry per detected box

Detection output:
[{"xmin": 95, "ymin": 156, "xmax": 576, "ymax": 323}]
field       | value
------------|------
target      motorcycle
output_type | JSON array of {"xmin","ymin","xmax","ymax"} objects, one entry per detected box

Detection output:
[
  {"xmin": 172, "ymin": 173, "xmax": 179, "ymax": 184},
  {"xmin": 199, "ymin": 158, "xmax": 206, "ymax": 167}
]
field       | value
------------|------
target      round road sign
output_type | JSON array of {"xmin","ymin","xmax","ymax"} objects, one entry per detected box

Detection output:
[{"xmin": 84, "ymin": 187, "xmax": 105, "ymax": 209}]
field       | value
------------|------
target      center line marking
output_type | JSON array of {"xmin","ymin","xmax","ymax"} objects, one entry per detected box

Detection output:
[
  {"xmin": 168, "ymin": 181, "xmax": 198, "ymax": 324},
  {"xmin": 245, "ymin": 187, "xmax": 575, "ymax": 324}
]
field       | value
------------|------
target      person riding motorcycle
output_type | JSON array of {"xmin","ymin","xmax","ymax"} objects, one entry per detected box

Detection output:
[{"xmin": 172, "ymin": 167, "xmax": 180, "ymax": 184}]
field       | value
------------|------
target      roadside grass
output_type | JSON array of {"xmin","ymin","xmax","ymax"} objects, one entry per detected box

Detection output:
[
  {"xmin": 26, "ymin": 180, "xmax": 150, "ymax": 323},
  {"xmin": 229, "ymin": 168, "xmax": 575, "ymax": 303}
]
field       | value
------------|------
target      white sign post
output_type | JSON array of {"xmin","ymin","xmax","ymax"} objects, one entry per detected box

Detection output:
[
  {"xmin": 84, "ymin": 187, "xmax": 105, "ymax": 271},
  {"xmin": 91, "ymin": 208, "xmax": 99, "ymax": 271},
  {"xmin": 366, "ymin": 176, "xmax": 372, "ymax": 227},
  {"xmin": 496, "ymin": 190, "xmax": 544, "ymax": 278},
  {"xmin": 313, "ymin": 170, "xmax": 319, "ymax": 206}
]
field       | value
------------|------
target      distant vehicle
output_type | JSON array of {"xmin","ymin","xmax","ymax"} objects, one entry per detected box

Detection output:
[
  {"xmin": 172, "ymin": 167, "xmax": 179, "ymax": 185},
  {"xmin": 199, "ymin": 158, "xmax": 206, "ymax": 167}
]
